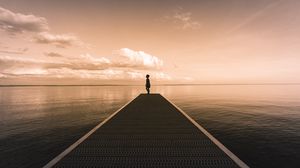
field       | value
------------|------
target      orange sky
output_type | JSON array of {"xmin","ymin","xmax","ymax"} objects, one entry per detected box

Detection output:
[{"xmin": 0, "ymin": 0, "xmax": 300, "ymax": 85}]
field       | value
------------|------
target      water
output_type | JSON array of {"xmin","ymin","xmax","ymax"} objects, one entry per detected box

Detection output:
[{"xmin": 0, "ymin": 85, "xmax": 300, "ymax": 168}]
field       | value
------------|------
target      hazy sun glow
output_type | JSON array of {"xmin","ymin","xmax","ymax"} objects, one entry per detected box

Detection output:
[{"xmin": 0, "ymin": 0, "xmax": 299, "ymax": 85}]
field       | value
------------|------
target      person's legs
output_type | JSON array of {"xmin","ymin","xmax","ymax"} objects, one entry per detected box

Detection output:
[{"xmin": 146, "ymin": 87, "xmax": 150, "ymax": 94}]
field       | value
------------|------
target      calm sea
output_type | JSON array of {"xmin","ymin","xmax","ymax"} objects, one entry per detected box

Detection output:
[{"xmin": 0, "ymin": 85, "xmax": 300, "ymax": 168}]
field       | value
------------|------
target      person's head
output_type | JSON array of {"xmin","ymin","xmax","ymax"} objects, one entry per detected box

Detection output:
[{"xmin": 146, "ymin": 74, "xmax": 150, "ymax": 78}]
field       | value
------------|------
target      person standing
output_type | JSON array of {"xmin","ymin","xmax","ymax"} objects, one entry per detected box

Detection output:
[{"xmin": 145, "ymin": 74, "xmax": 151, "ymax": 94}]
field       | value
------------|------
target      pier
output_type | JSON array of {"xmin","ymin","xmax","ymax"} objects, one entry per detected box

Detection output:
[{"xmin": 44, "ymin": 94, "xmax": 249, "ymax": 168}]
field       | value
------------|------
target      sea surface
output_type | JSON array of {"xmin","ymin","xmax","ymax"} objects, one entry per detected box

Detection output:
[{"xmin": 0, "ymin": 85, "xmax": 300, "ymax": 168}]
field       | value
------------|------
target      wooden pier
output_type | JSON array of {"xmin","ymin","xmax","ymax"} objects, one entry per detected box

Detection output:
[{"xmin": 44, "ymin": 94, "xmax": 249, "ymax": 168}]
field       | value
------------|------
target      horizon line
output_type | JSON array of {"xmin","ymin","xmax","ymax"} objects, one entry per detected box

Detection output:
[{"xmin": 1, "ymin": 83, "xmax": 300, "ymax": 87}]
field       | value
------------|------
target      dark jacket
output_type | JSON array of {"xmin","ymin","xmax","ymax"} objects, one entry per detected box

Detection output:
[{"xmin": 146, "ymin": 79, "xmax": 151, "ymax": 88}]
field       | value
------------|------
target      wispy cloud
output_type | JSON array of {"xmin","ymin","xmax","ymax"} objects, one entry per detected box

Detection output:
[
  {"xmin": 0, "ymin": 48, "xmax": 28, "ymax": 54},
  {"xmin": 166, "ymin": 8, "xmax": 201, "ymax": 30},
  {"xmin": 0, "ymin": 48, "xmax": 171, "ymax": 80},
  {"xmin": 44, "ymin": 52, "xmax": 64, "ymax": 57},
  {"xmin": 79, "ymin": 53, "xmax": 111, "ymax": 64},
  {"xmin": 35, "ymin": 32, "xmax": 83, "ymax": 48},
  {"xmin": 227, "ymin": 0, "xmax": 283, "ymax": 34},
  {"xmin": 0, "ymin": 54, "xmax": 109, "ymax": 71},
  {"xmin": 67, "ymin": 53, "xmax": 111, "ymax": 70},
  {"xmin": 0, "ymin": 73, "xmax": 7, "ymax": 78},
  {"xmin": 0, "ymin": 6, "xmax": 87, "ymax": 48},
  {"xmin": 0, "ymin": 6, "xmax": 48, "ymax": 33},
  {"xmin": 0, "ymin": 49, "xmax": 163, "ymax": 72}
]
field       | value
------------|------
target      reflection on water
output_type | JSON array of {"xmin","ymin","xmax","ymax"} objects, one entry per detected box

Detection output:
[
  {"xmin": 0, "ymin": 85, "xmax": 300, "ymax": 167},
  {"xmin": 0, "ymin": 86, "xmax": 142, "ymax": 167},
  {"xmin": 162, "ymin": 85, "xmax": 300, "ymax": 168}
]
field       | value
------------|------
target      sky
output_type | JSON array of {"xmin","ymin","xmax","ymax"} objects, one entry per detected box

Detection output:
[{"xmin": 0, "ymin": 0, "xmax": 300, "ymax": 85}]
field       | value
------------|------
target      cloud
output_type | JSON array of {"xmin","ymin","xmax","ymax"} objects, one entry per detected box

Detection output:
[
  {"xmin": 116, "ymin": 48, "xmax": 163, "ymax": 69},
  {"xmin": 47, "ymin": 68, "xmax": 134, "ymax": 80},
  {"xmin": 0, "ymin": 6, "xmax": 86, "ymax": 48},
  {"xmin": 152, "ymin": 72, "xmax": 172, "ymax": 80},
  {"xmin": 0, "ymin": 54, "xmax": 110, "ymax": 72},
  {"xmin": 166, "ymin": 8, "xmax": 201, "ymax": 30},
  {"xmin": 0, "ymin": 48, "xmax": 171, "ymax": 81},
  {"xmin": 0, "ymin": 50, "xmax": 161, "ymax": 72},
  {"xmin": 3, "ymin": 68, "xmax": 171, "ymax": 81},
  {"xmin": 1, "ymin": 63, "xmax": 171, "ymax": 81},
  {"xmin": 64, "ymin": 53, "xmax": 111, "ymax": 70},
  {"xmin": 0, "ymin": 73, "xmax": 7, "ymax": 78},
  {"xmin": 35, "ymin": 32, "xmax": 82, "ymax": 48},
  {"xmin": 79, "ymin": 53, "xmax": 111, "ymax": 64},
  {"xmin": 0, "ymin": 55, "xmax": 56, "ymax": 71},
  {"xmin": 45, "ymin": 52, "xmax": 64, "ymax": 57},
  {"xmin": 113, "ymin": 71, "xmax": 171, "ymax": 80},
  {"xmin": 0, "ymin": 48, "xmax": 28, "ymax": 54},
  {"xmin": 0, "ymin": 6, "xmax": 49, "ymax": 33},
  {"xmin": 227, "ymin": 0, "xmax": 283, "ymax": 34}
]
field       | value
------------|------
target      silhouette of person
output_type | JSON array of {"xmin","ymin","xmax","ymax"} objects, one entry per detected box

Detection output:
[{"xmin": 145, "ymin": 74, "xmax": 151, "ymax": 94}]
